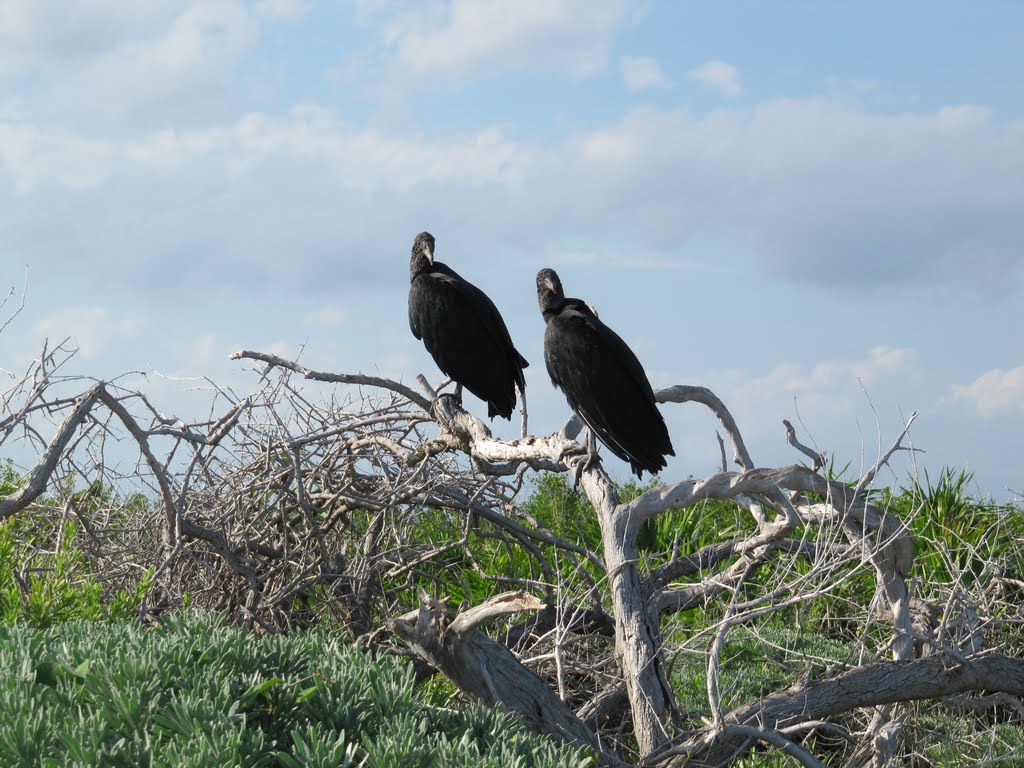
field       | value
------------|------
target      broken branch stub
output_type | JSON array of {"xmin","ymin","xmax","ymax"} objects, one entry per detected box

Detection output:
[{"xmin": 389, "ymin": 590, "xmax": 609, "ymax": 759}]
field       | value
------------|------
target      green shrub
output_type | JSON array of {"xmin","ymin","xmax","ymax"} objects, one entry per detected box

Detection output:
[
  {"xmin": 0, "ymin": 518, "xmax": 152, "ymax": 628},
  {"xmin": 520, "ymin": 473, "xmax": 602, "ymax": 549}
]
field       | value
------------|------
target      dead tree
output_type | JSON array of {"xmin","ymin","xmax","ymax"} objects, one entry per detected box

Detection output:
[
  {"xmin": 383, "ymin": 378, "xmax": 922, "ymax": 763},
  {"xmin": 2, "ymin": 339, "xmax": 1023, "ymax": 767}
]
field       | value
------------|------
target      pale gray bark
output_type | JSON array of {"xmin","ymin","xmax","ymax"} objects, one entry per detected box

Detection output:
[
  {"xmin": 0, "ymin": 383, "xmax": 102, "ymax": 520},
  {"xmin": 390, "ymin": 590, "xmax": 618, "ymax": 763},
  {"xmin": 662, "ymin": 654, "xmax": 1024, "ymax": 767}
]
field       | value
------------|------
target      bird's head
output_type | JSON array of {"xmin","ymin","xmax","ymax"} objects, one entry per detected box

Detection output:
[
  {"xmin": 413, "ymin": 231, "xmax": 435, "ymax": 263},
  {"xmin": 536, "ymin": 267, "xmax": 565, "ymax": 314},
  {"xmin": 410, "ymin": 231, "xmax": 436, "ymax": 280}
]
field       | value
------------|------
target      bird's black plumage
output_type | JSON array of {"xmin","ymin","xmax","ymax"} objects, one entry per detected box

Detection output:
[
  {"xmin": 409, "ymin": 232, "xmax": 528, "ymax": 420},
  {"xmin": 536, "ymin": 268, "xmax": 674, "ymax": 477}
]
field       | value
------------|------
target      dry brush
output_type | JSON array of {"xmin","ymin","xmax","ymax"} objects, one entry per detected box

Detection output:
[{"xmin": 1, "ymin": 339, "xmax": 1022, "ymax": 767}]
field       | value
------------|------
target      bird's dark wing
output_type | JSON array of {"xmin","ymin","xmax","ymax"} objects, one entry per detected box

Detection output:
[
  {"xmin": 545, "ymin": 305, "xmax": 673, "ymax": 476},
  {"xmin": 433, "ymin": 264, "xmax": 528, "ymax": 375},
  {"xmin": 409, "ymin": 285, "xmax": 425, "ymax": 340},
  {"xmin": 575, "ymin": 300, "xmax": 656, "ymax": 405},
  {"xmin": 409, "ymin": 263, "xmax": 527, "ymax": 419}
]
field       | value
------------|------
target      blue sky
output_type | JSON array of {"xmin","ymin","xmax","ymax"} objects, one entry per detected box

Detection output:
[{"xmin": 1, "ymin": 0, "xmax": 1021, "ymax": 499}]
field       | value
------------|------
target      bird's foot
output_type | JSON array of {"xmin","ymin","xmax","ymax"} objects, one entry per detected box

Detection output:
[
  {"xmin": 571, "ymin": 450, "xmax": 601, "ymax": 487},
  {"xmin": 558, "ymin": 442, "xmax": 600, "ymax": 487}
]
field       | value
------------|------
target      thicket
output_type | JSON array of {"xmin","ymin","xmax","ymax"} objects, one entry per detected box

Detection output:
[
  {"xmin": 2, "ymin": 333, "xmax": 1023, "ymax": 766},
  {"xmin": 3, "ymin": 459, "xmax": 1022, "ymax": 766}
]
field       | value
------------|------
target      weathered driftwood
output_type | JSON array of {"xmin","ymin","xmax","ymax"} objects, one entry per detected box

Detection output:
[
  {"xmin": 389, "ymin": 590, "xmax": 616, "ymax": 762},
  {"xmin": 658, "ymin": 654, "xmax": 1024, "ymax": 767}
]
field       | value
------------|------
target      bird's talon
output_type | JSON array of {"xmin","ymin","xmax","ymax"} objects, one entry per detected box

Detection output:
[
  {"xmin": 568, "ymin": 447, "xmax": 600, "ymax": 487},
  {"xmin": 556, "ymin": 441, "xmax": 586, "ymax": 463}
]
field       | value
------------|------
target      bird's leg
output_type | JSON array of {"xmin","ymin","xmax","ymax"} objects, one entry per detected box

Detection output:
[
  {"xmin": 518, "ymin": 383, "xmax": 528, "ymax": 439},
  {"xmin": 454, "ymin": 382, "xmax": 463, "ymax": 405},
  {"xmin": 583, "ymin": 427, "xmax": 601, "ymax": 474}
]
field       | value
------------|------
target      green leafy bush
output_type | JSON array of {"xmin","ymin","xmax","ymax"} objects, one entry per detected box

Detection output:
[
  {"xmin": 0, "ymin": 518, "xmax": 152, "ymax": 628},
  {"xmin": 0, "ymin": 460, "xmax": 153, "ymax": 628},
  {"xmin": 0, "ymin": 614, "xmax": 595, "ymax": 767}
]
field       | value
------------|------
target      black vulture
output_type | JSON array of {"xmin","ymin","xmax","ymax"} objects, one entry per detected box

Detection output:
[
  {"xmin": 536, "ymin": 267, "xmax": 674, "ymax": 477},
  {"xmin": 409, "ymin": 232, "xmax": 528, "ymax": 420}
]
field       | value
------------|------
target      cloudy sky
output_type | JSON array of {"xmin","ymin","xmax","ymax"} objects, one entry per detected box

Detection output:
[{"xmin": 1, "ymin": 1, "xmax": 1021, "ymax": 499}]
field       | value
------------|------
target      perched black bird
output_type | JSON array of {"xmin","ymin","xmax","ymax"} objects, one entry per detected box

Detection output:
[
  {"xmin": 536, "ymin": 268, "xmax": 674, "ymax": 477},
  {"xmin": 409, "ymin": 232, "xmax": 528, "ymax": 420}
]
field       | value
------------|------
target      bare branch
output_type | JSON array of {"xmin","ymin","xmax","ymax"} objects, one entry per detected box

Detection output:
[
  {"xmin": 229, "ymin": 349, "xmax": 433, "ymax": 412},
  {"xmin": 0, "ymin": 383, "xmax": 102, "ymax": 520},
  {"xmin": 0, "ymin": 267, "xmax": 28, "ymax": 338},
  {"xmin": 783, "ymin": 418, "xmax": 825, "ymax": 471},
  {"xmin": 666, "ymin": 654, "xmax": 1024, "ymax": 767},
  {"xmin": 656, "ymin": 385, "xmax": 754, "ymax": 470},
  {"xmin": 449, "ymin": 590, "xmax": 545, "ymax": 635},
  {"xmin": 853, "ymin": 410, "xmax": 919, "ymax": 497}
]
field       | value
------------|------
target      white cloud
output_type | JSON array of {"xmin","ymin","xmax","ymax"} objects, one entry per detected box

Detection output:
[
  {"xmin": 51, "ymin": 2, "xmax": 260, "ymax": 127},
  {"xmin": 952, "ymin": 365, "xmax": 1024, "ymax": 419},
  {"xmin": 0, "ymin": 1, "xmax": 189, "ymax": 79},
  {"xmin": 728, "ymin": 346, "xmax": 920, "ymax": 415},
  {"xmin": 688, "ymin": 59, "xmax": 740, "ymax": 96},
  {"xmin": 551, "ymin": 102, "xmax": 1024, "ymax": 297},
  {"xmin": 2, "ymin": 99, "xmax": 1022, "ymax": 303},
  {"xmin": 0, "ymin": 1, "xmax": 279, "ymax": 130},
  {"xmin": 33, "ymin": 307, "xmax": 142, "ymax": 360},
  {"xmin": 254, "ymin": 0, "xmax": 310, "ymax": 21},
  {"xmin": 938, "ymin": 104, "xmax": 991, "ymax": 132},
  {"xmin": 304, "ymin": 307, "xmax": 347, "ymax": 331},
  {"xmin": 386, "ymin": 0, "xmax": 630, "ymax": 85},
  {"xmin": 620, "ymin": 55, "xmax": 667, "ymax": 90},
  {"xmin": 0, "ymin": 106, "xmax": 539, "ymax": 297}
]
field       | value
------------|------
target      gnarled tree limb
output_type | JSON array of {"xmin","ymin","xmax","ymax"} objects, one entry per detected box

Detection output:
[{"xmin": 390, "ymin": 590, "xmax": 616, "ymax": 763}]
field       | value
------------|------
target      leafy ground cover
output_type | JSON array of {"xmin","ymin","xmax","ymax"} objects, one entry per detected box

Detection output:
[{"xmin": 0, "ymin": 614, "xmax": 594, "ymax": 768}]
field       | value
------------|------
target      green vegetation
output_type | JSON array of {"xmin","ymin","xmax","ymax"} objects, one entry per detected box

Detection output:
[
  {"xmin": 0, "ymin": 614, "xmax": 594, "ymax": 768},
  {"xmin": 0, "ymin": 519, "xmax": 151, "ymax": 628},
  {"xmin": 898, "ymin": 468, "xmax": 1024, "ymax": 591},
  {"xmin": 0, "ymin": 461, "xmax": 151, "ymax": 628},
  {"xmin": 1, "ymin": 461, "xmax": 1022, "ymax": 766},
  {"xmin": 0, "ymin": 460, "xmax": 150, "ymax": 626}
]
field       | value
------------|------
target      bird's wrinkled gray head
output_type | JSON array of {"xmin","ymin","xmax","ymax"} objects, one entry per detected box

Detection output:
[
  {"xmin": 413, "ymin": 231, "xmax": 435, "ymax": 263},
  {"xmin": 410, "ymin": 231, "xmax": 436, "ymax": 281},
  {"xmin": 536, "ymin": 267, "xmax": 564, "ymax": 314}
]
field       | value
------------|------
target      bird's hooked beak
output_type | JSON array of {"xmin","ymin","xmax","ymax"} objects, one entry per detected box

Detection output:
[
  {"xmin": 422, "ymin": 242, "xmax": 434, "ymax": 264},
  {"xmin": 544, "ymin": 275, "xmax": 558, "ymax": 295}
]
